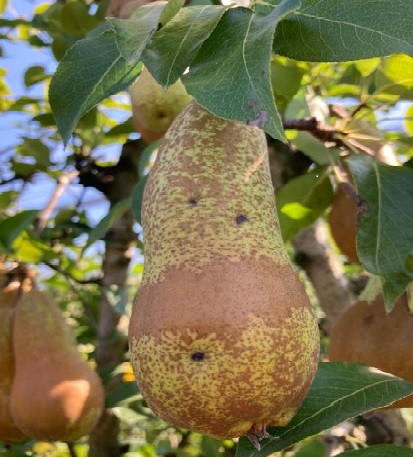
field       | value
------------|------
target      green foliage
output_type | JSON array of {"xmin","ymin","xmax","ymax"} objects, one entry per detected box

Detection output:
[
  {"xmin": 277, "ymin": 167, "xmax": 333, "ymax": 241},
  {"xmin": 236, "ymin": 362, "xmax": 413, "ymax": 456},
  {"xmin": 1, "ymin": 0, "xmax": 413, "ymax": 456},
  {"xmin": 85, "ymin": 198, "xmax": 131, "ymax": 248},
  {"xmin": 348, "ymin": 155, "xmax": 413, "ymax": 309},
  {"xmin": 49, "ymin": 2, "xmax": 168, "ymax": 144},
  {"xmin": 143, "ymin": 5, "xmax": 226, "ymax": 87},
  {"xmin": 0, "ymin": 210, "xmax": 39, "ymax": 252},
  {"xmin": 340, "ymin": 445, "xmax": 413, "ymax": 456},
  {"xmin": 50, "ymin": 0, "xmax": 413, "ymax": 141},
  {"xmin": 273, "ymin": 0, "xmax": 413, "ymax": 61}
]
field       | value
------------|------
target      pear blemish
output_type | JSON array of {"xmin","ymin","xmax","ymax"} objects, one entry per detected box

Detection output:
[
  {"xmin": 191, "ymin": 352, "xmax": 206, "ymax": 362},
  {"xmin": 235, "ymin": 215, "xmax": 248, "ymax": 225},
  {"xmin": 129, "ymin": 100, "xmax": 320, "ymax": 442}
]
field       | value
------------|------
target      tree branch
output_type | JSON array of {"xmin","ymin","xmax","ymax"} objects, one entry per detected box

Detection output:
[
  {"xmin": 282, "ymin": 117, "xmax": 340, "ymax": 142},
  {"xmin": 88, "ymin": 139, "xmax": 145, "ymax": 457},
  {"xmin": 34, "ymin": 170, "xmax": 79, "ymax": 236}
]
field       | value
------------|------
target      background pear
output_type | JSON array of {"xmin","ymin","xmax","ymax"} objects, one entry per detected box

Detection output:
[
  {"xmin": 329, "ymin": 289, "xmax": 413, "ymax": 409},
  {"xmin": 129, "ymin": 101, "xmax": 320, "ymax": 440},
  {"xmin": 328, "ymin": 128, "xmax": 399, "ymax": 263},
  {"xmin": 129, "ymin": 68, "xmax": 192, "ymax": 144},
  {"xmin": 9, "ymin": 287, "xmax": 105, "ymax": 442},
  {"xmin": 0, "ymin": 281, "xmax": 28, "ymax": 443}
]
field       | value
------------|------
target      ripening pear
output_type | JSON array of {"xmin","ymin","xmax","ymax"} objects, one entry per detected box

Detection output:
[
  {"xmin": 0, "ymin": 281, "xmax": 28, "ymax": 443},
  {"xmin": 329, "ymin": 286, "xmax": 413, "ymax": 409},
  {"xmin": 129, "ymin": 68, "xmax": 192, "ymax": 144},
  {"xmin": 329, "ymin": 120, "xmax": 399, "ymax": 263},
  {"xmin": 9, "ymin": 287, "xmax": 104, "ymax": 442},
  {"xmin": 109, "ymin": 0, "xmax": 191, "ymax": 143},
  {"xmin": 129, "ymin": 101, "xmax": 320, "ymax": 441}
]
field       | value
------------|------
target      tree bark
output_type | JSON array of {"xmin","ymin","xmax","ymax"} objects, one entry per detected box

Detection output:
[
  {"xmin": 267, "ymin": 138, "xmax": 353, "ymax": 333},
  {"xmin": 88, "ymin": 140, "xmax": 145, "ymax": 457},
  {"xmin": 292, "ymin": 220, "xmax": 353, "ymax": 333}
]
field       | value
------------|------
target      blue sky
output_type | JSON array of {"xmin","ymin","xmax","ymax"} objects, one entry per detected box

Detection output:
[{"xmin": 1, "ymin": 1, "xmax": 128, "ymax": 225}]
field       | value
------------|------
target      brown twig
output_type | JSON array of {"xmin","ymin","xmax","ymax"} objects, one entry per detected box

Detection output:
[
  {"xmin": 34, "ymin": 170, "xmax": 79, "ymax": 236},
  {"xmin": 44, "ymin": 261, "xmax": 103, "ymax": 286},
  {"xmin": 282, "ymin": 117, "xmax": 341, "ymax": 142}
]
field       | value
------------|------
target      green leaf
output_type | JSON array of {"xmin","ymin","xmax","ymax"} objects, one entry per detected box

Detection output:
[
  {"xmin": 291, "ymin": 131, "xmax": 337, "ymax": 165},
  {"xmin": 106, "ymin": 381, "xmax": 139, "ymax": 409},
  {"xmin": 183, "ymin": 0, "xmax": 301, "ymax": 140},
  {"xmin": 50, "ymin": 2, "xmax": 167, "ymax": 144},
  {"xmin": 235, "ymin": 362, "xmax": 413, "ymax": 457},
  {"xmin": 375, "ymin": 54, "xmax": 413, "ymax": 99},
  {"xmin": 85, "ymin": 199, "xmax": 131, "ymax": 248},
  {"xmin": 294, "ymin": 440, "xmax": 326, "ymax": 457},
  {"xmin": 271, "ymin": 58, "xmax": 305, "ymax": 102},
  {"xmin": 273, "ymin": 0, "xmax": 413, "ymax": 62},
  {"xmin": 58, "ymin": 1, "xmax": 98, "ymax": 36},
  {"xmin": 138, "ymin": 141, "xmax": 160, "ymax": 177},
  {"xmin": 143, "ymin": 5, "xmax": 226, "ymax": 87},
  {"xmin": 201, "ymin": 436, "xmax": 222, "ymax": 457},
  {"xmin": 0, "ymin": 191, "xmax": 18, "ymax": 211},
  {"xmin": 339, "ymin": 445, "xmax": 413, "ymax": 457},
  {"xmin": 404, "ymin": 104, "xmax": 413, "ymax": 135},
  {"xmin": 354, "ymin": 58, "xmax": 381, "ymax": 77},
  {"xmin": 16, "ymin": 138, "xmax": 50, "ymax": 169},
  {"xmin": 0, "ymin": 210, "xmax": 39, "ymax": 251},
  {"xmin": 12, "ymin": 231, "xmax": 58, "ymax": 263},
  {"xmin": 347, "ymin": 155, "xmax": 413, "ymax": 310},
  {"xmin": 277, "ymin": 168, "xmax": 333, "ymax": 241},
  {"xmin": 24, "ymin": 65, "xmax": 48, "ymax": 87},
  {"xmin": 113, "ymin": 406, "xmax": 145, "ymax": 425},
  {"xmin": 159, "ymin": 0, "xmax": 184, "ymax": 25},
  {"xmin": 132, "ymin": 175, "xmax": 149, "ymax": 226}
]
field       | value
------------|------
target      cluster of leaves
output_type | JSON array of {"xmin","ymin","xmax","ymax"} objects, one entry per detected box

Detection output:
[
  {"xmin": 1, "ymin": 0, "xmax": 413, "ymax": 456},
  {"xmin": 50, "ymin": 0, "xmax": 413, "ymax": 303}
]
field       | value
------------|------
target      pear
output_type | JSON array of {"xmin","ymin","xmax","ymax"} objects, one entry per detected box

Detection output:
[
  {"xmin": 129, "ymin": 68, "xmax": 192, "ymax": 144},
  {"xmin": 328, "ymin": 185, "xmax": 359, "ymax": 263},
  {"xmin": 329, "ymin": 121, "xmax": 399, "ymax": 263},
  {"xmin": 9, "ymin": 287, "xmax": 105, "ymax": 442},
  {"xmin": 329, "ymin": 289, "xmax": 413, "ymax": 409},
  {"xmin": 0, "ymin": 281, "xmax": 28, "ymax": 443},
  {"xmin": 129, "ymin": 101, "xmax": 320, "ymax": 440},
  {"xmin": 110, "ymin": 1, "xmax": 192, "ymax": 143}
]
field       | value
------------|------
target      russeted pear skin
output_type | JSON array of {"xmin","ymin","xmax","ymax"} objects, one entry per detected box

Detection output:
[
  {"xmin": 329, "ymin": 293, "xmax": 413, "ymax": 409},
  {"xmin": 129, "ymin": 101, "xmax": 320, "ymax": 439},
  {"xmin": 328, "ymin": 187, "xmax": 359, "ymax": 263},
  {"xmin": 0, "ymin": 283, "xmax": 28, "ymax": 443},
  {"xmin": 9, "ymin": 288, "xmax": 104, "ymax": 442},
  {"xmin": 129, "ymin": 68, "xmax": 192, "ymax": 144}
]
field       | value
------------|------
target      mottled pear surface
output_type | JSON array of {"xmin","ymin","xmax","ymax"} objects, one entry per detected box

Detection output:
[
  {"xmin": 10, "ymin": 289, "xmax": 104, "ymax": 442},
  {"xmin": 129, "ymin": 101, "xmax": 320, "ymax": 439},
  {"xmin": 0, "ymin": 283, "xmax": 28, "ymax": 443},
  {"xmin": 329, "ymin": 292, "xmax": 413, "ymax": 409},
  {"xmin": 329, "ymin": 187, "xmax": 359, "ymax": 263},
  {"xmin": 129, "ymin": 68, "xmax": 192, "ymax": 143}
]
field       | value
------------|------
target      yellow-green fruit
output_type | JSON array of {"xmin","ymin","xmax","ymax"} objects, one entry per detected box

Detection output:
[
  {"xmin": 0, "ymin": 282, "xmax": 28, "ymax": 443},
  {"xmin": 129, "ymin": 101, "xmax": 320, "ymax": 439},
  {"xmin": 9, "ymin": 288, "xmax": 105, "ymax": 442},
  {"xmin": 129, "ymin": 68, "xmax": 192, "ymax": 144}
]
